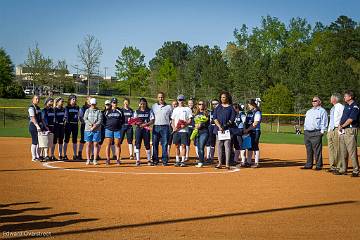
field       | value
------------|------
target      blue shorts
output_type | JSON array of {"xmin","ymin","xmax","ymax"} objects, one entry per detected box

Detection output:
[
  {"xmin": 105, "ymin": 129, "xmax": 121, "ymax": 139},
  {"xmin": 84, "ymin": 131, "xmax": 101, "ymax": 143}
]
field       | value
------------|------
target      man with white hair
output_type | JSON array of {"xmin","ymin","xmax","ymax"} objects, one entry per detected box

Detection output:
[
  {"xmin": 301, "ymin": 96, "xmax": 328, "ymax": 170},
  {"xmin": 327, "ymin": 94, "xmax": 344, "ymax": 172}
]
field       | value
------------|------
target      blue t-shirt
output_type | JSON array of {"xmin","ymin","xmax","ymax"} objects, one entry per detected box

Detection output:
[
  {"xmin": 340, "ymin": 101, "xmax": 359, "ymax": 128},
  {"xmin": 213, "ymin": 105, "xmax": 236, "ymax": 134}
]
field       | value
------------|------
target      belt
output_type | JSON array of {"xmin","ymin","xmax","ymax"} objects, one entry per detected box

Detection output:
[
  {"xmin": 69, "ymin": 122, "xmax": 78, "ymax": 124},
  {"xmin": 305, "ymin": 129, "xmax": 320, "ymax": 133},
  {"xmin": 56, "ymin": 123, "xmax": 64, "ymax": 125},
  {"xmin": 48, "ymin": 125, "xmax": 54, "ymax": 127}
]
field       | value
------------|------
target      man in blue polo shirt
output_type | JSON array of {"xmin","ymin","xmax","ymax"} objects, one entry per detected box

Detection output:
[
  {"xmin": 301, "ymin": 96, "xmax": 328, "ymax": 170},
  {"xmin": 335, "ymin": 90, "xmax": 359, "ymax": 177}
]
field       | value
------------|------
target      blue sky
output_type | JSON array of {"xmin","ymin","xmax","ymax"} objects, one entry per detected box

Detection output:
[{"xmin": 1, "ymin": 0, "xmax": 359, "ymax": 76}]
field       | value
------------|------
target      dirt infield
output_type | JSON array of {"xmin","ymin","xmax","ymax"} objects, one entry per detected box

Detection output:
[{"xmin": 0, "ymin": 137, "xmax": 359, "ymax": 240}]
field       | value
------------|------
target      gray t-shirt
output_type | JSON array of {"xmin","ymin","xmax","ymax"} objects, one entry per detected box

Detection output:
[{"xmin": 151, "ymin": 103, "xmax": 173, "ymax": 125}]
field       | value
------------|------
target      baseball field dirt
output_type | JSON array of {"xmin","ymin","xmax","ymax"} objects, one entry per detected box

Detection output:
[{"xmin": 0, "ymin": 137, "xmax": 359, "ymax": 239}]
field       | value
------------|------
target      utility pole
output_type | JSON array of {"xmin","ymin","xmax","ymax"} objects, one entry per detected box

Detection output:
[{"xmin": 104, "ymin": 67, "xmax": 108, "ymax": 80}]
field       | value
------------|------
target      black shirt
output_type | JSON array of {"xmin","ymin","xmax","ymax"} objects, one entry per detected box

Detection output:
[{"xmin": 65, "ymin": 106, "xmax": 80, "ymax": 124}]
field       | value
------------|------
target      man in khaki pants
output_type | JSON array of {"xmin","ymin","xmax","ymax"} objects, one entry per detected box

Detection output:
[
  {"xmin": 327, "ymin": 94, "xmax": 344, "ymax": 172},
  {"xmin": 334, "ymin": 90, "xmax": 359, "ymax": 177}
]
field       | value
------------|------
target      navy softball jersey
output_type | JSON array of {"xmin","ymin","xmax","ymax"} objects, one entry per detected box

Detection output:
[
  {"xmin": 64, "ymin": 106, "xmax": 80, "ymax": 123},
  {"xmin": 104, "ymin": 108, "xmax": 124, "ymax": 131},
  {"xmin": 122, "ymin": 108, "xmax": 134, "ymax": 125}
]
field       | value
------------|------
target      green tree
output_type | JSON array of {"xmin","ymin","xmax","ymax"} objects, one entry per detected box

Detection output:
[
  {"xmin": 115, "ymin": 46, "xmax": 148, "ymax": 96},
  {"xmin": 23, "ymin": 43, "xmax": 53, "ymax": 88},
  {"xmin": 158, "ymin": 59, "xmax": 177, "ymax": 94},
  {"xmin": 262, "ymin": 84, "xmax": 294, "ymax": 132},
  {"xmin": 0, "ymin": 48, "xmax": 15, "ymax": 88}
]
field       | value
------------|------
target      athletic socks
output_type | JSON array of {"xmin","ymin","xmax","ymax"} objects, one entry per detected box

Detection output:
[
  {"xmin": 31, "ymin": 144, "xmax": 37, "ymax": 160},
  {"xmin": 146, "ymin": 149, "xmax": 151, "ymax": 161},
  {"xmin": 181, "ymin": 156, "xmax": 186, "ymax": 163},
  {"xmin": 73, "ymin": 143, "xmax": 77, "ymax": 156},
  {"xmin": 175, "ymin": 155, "xmax": 180, "ymax": 162},
  {"xmin": 50, "ymin": 145, "xmax": 55, "ymax": 157},
  {"xmin": 240, "ymin": 150, "xmax": 246, "ymax": 163},
  {"xmin": 128, "ymin": 144, "xmax": 133, "ymax": 156},
  {"xmin": 35, "ymin": 144, "xmax": 40, "ymax": 158},
  {"xmin": 79, "ymin": 143, "xmax": 84, "ymax": 153},
  {"xmin": 135, "ymin": 148, "xmax": 140, "ymax": 161},
  {"xmin": 63, "ymin": 143, "xmax": 68, "ymax": 156},
  {"xmin": 195, "ymin": 146, "xmax": 199, "ymax": 158},
  {"xmin": 58, "ymin": 144, "xmax": 63, "ymax": 157},
  {"xmin": 255, "ymin": 151, "xmax": 260, "ymax": 164}
]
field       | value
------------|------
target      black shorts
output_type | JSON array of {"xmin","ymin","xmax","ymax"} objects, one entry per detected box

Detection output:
[{"xmin": 173, "ymin": 132, "xmax": 189, "ymax": 146}]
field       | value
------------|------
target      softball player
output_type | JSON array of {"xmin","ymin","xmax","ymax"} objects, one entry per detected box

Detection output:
[
  {"xmin": 54, "ymin": 97, "xmax": 65, "ymax": 160},
  {"xmin": 185, "ymin": 98, "xmax": 195, "ymax": 161},
  {"xmin": 41, "ymin": 97, "xmax": 55, "ymax": 161},
  {"xmin": 104, "ymin": 98, "xmax": 124, "ymax": 165},
  {"xmin": 120, "ymin": 98, "xmax": 134, "ymax": 159},
  {"xmin": 244, "ymin": 99, "xmax": 262, "ymax": 168},
  {"xmin": 63, "ymin": 95, "xmax": 80, "ymax": 161},
  {"xmin": 232, "ymin": 103, "xmax": 246, "ymax": 165},
  {"xmin": 78, "ymin": 96, "xmax": 91, "ymax": 160},
  {"xmin": 205, "ymin": 99, "xmax": 219, "ymax": 164},
  {"xmin": 134, "ymin": 98, "xmax": 154, "ymax": 166},
  {"xmin": 28, "ymin": 95, "xmax": 42, "ymax": 162}
]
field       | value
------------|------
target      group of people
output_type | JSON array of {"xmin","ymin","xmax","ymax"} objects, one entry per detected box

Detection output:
[
  {"xmin": 302, "ymin": 90, "xmax": 359, "ymax": 177},
  {"xmin": 28, "ymin": 91, "xmax": 262, "ymax": 169}
]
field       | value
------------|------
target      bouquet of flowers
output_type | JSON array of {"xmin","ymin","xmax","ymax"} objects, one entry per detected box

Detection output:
[
  {"xmin": 190, "ymin": 115, "xmax": 209, "ymax": 140},
  {"xmin": 128, "ymin": 117, "xmax": 150, "ymax": 130},
  {"xmin": 175, "ymin": 119, "xmax": 187, "ymax": 131}
]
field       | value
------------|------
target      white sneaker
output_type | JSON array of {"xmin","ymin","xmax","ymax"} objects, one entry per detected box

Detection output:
[
  {"xmin": 196, "ymin": 162, "xmax": 203, "ymax": 168},
  {"xmin": 86, "ymin": 160, "xmax": 90, "ymax": 165},
  {"xmin": 93, "ymin": 160, "xmax": 98, "ymax": 165}
]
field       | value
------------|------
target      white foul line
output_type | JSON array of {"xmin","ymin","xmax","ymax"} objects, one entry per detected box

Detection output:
[{"xmin": 42, "ymin": 161, "xmax": 240, "ymax": 175}]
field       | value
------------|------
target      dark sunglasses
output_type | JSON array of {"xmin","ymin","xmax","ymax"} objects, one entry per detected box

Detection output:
[
  {"xmin": 312, "ymin": 100, "xmax": 318, "ymax": 102},
  {"xmin": 198, "ymin": 103, "xmax": 204, "ymax": 105}
]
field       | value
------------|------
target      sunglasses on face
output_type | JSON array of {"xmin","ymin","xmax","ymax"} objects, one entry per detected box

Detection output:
[
  {"xmin": 312, "ymin": 100, "xmax": 318, "ymax": 102},
  {"xmin": 198, "ymin": 103, "xmax": 204, "ymax": 105}
]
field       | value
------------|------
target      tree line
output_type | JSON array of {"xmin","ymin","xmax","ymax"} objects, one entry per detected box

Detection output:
[{"xmin": 1, "ymin": 15, "xmax": 359, "ymax": 113}]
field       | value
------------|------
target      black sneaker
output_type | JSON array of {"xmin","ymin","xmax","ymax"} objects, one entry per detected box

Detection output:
[
  {"xmin": 44, "ymin": 156, "xmax": 50, "ymax": 162},
  {"xmin": 333, "ymin": 171, "xmax": 347, "ymax": 175},
  {"xmin": 59, "ymin": 156, "xmax": 63, "ymax": 161},
  {"xmin": 72, "ymin": 155, "xmax": 77, "ymax": 161},
  {"xmin": 63, "ymin": 155, "xmax": 69, "ymax": 161},
  {"xmin": 77, "ymin": 154, "xmax": 83, "ymax": 160},
  {"xmin": 50, "ymin": 156, "xmax": 57, "ymax": 161},
  {"xmin": 174, "ymin": 162, "xmax": 180, "ymax": 167},
  {"xmin": 351, "ymin": 172, "xmax": 359, "ymax": 177}
]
